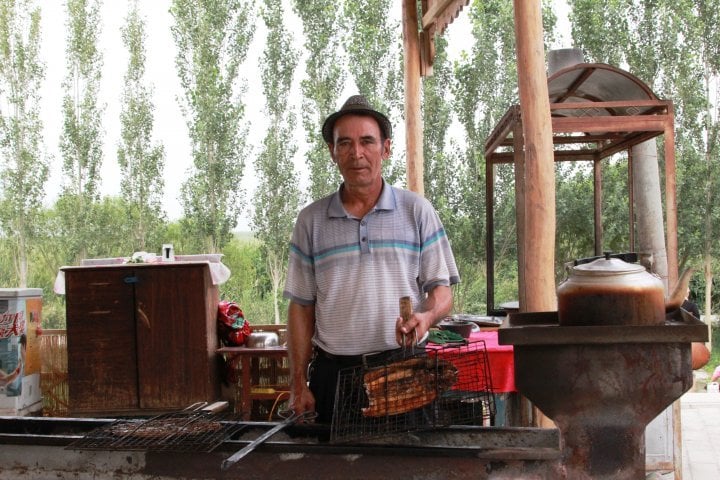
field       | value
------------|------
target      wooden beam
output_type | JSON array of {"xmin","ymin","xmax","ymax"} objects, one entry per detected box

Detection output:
[
  {"xmin": 421, "ymin": 0, "xmax": 469, "ymax": 33},
  {"xmin": 550, "ymin": 100, "xmax": 670, "ymax": 111},
  {"xmin": 484, "ymin": 105, "xmax": 520, "ymax": 157},
  {"xmin": 551, "ymin": 115, "xmax": 668, "ymax": 133},
  {"xmin": 554, "ymin": 67, "xmax": 596, "ymax": 103}
]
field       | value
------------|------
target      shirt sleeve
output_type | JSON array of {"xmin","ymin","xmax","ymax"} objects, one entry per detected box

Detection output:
[
  {"xmin": 283, "ymin": 208, "xmax": 316, "ymax": 305},
  {"xmin": 417, "ymin": 197, "xmax": 460, "ymax": 292}
]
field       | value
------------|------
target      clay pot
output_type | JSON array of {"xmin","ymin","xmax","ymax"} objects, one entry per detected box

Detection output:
[{"xmin": 557, "ymin": 255, "xmax": 665, "ymax": 326}]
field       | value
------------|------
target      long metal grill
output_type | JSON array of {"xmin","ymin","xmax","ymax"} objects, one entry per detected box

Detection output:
[
  {"xmin": 331, "ymin": 340, "xmax": 495, "ymax": 443},
  {"xmin": 66, "ymin": 410, "xmax": 245, "ymax": 452}
]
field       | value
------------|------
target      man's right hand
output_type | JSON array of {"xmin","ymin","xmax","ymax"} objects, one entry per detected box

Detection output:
[{"xmin": 289, "ymin": 382, "xmax": 316, "ymax": 421}]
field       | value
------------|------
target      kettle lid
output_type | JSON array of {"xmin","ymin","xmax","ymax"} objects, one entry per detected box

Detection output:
[{"xmin": 572, "ymin": 253, "xmax": 646, "ymax": 276}]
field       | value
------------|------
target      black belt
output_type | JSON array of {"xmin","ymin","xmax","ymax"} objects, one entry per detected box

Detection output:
[
  {"xmin": 313, "ymin": 347, "xmax": 365, "ymax": 365},
  {"xmin": 313, "ymin": 345, "xmax": 426, "ymax": 367}
]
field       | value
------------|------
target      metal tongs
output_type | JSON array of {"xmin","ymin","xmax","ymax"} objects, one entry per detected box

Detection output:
[{"xmin": 221, "ymin": 410, "xmax": 317, "ymax": 470}]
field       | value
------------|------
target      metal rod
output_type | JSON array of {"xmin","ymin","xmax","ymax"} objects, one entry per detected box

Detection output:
[{"xmin": 221, "ymin": 411, "xmax": 315, "ymax": 470}]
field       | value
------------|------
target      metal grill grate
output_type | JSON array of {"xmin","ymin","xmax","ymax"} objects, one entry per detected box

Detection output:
[
  {"xmin": 330, "ymin": 340, "xmax": 495, "ymax": 443},
  {"xmin": 66, "ymin": 410, "xmax": 245, "ymax": 453}
]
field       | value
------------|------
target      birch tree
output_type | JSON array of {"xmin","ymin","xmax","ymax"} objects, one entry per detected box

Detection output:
[
  {"xmin": 170, "ymin": 0, "xmax": 254, "ymax": 253},
  {"xmin": 0, "ymin": 0, "xmax": 47, "ymax": 287},
  {"xmin": 252, "ymin": 0, "xmax": 300, "ymax": 324},
  {"xmin": 117, "ymin": 1, "xmax": 166, "ymax": 251}
]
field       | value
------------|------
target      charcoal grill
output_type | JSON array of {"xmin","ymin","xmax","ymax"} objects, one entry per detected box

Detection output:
[
  {"xmin": 0, "ymin": 414, "xmax": 563, "ymax": 479},
  {"xmin": 331, "ymin": 340, "xmax": 495, "ymax": 443},
  {"xmin": 66, "ymin": 402, "xmax": 245, "ymax": 453}
]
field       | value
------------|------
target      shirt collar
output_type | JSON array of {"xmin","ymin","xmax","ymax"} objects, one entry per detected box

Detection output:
[{"xmin": 328, "ymin": 179, "xmax": 396, "ymax": 218}]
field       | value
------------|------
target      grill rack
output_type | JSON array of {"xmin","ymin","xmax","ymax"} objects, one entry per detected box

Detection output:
[
  {"xmin": 66, "ymin": 409, "xmax": 245, "ymax": 453},
  {"xmin": 330, "ymin": 340, "xmax": 495, "ymax": 443}
]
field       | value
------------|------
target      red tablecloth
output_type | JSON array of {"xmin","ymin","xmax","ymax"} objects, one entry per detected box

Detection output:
[{"xmin": 426, "ymin": 330, "xmax": 515, "ymax": 393}]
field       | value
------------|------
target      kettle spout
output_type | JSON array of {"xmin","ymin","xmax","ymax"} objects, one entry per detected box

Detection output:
[{"xmin": 665, "ymin": 268, "xmax": 694, "ymax": 313}]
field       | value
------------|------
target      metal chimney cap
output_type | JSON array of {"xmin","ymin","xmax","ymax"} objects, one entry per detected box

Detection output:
[{"xmin": 547, "ymin": 48, "xmax": 585, "ymax": 76}]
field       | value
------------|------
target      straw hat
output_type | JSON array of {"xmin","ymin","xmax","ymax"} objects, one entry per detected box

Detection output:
[{"xmin": 321, "ymin": 95, "xmax": 392, "ymax": 144}]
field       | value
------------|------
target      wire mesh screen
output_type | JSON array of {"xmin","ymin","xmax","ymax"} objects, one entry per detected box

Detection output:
[{"xmin": 330, "ymin": 340, "xmax": 495, "ymax": 443}]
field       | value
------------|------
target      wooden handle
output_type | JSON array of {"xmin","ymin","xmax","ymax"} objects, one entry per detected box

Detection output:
[
  {"xmin": 399, "ymin": 296, "xmax": 412, "ymax": 322},
  {"xmin": 202, "ymin": 401, "xmax": 229, "ymax": 413}
]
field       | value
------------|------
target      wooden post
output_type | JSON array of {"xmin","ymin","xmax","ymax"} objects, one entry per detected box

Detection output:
[
  {"xmin": 486, "ymin": 155, "xmax": 495, "ymax": 311},
  {"xmin": 513, "ymin": 119, "xmax": 527, "ymax": 308},
  {"xmin": 663, "ymin": 106, "xmax": 678, "ymax": 287},
  {"xmin": 402, "ymin": 0, "xmax": 424, "ymax": 195},
  {"xmin": 512, "ymin": 0, "xmax": 556, "ymax": 313},
  {"xmin": 593, "ymin": 154, "xmax": 603, "ymax": 256}
]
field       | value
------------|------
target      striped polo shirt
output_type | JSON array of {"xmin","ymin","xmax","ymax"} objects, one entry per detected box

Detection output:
[{"xmin": 283, "ymin": 180, "xmax": 460, "ymax": 356}]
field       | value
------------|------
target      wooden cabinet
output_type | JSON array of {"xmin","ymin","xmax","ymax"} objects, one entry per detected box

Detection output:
[{"xmin": 63, "ymin": 263, "xmax": 220, "ymax": 415}]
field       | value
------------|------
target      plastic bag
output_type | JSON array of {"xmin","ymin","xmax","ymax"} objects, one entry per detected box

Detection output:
[{"xmin": 217, "ymin": 300, "xmax": 252, "ymax": 346}]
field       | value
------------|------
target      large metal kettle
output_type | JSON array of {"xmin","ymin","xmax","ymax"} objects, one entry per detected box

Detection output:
[{"xmin": 557, "ymin": 253, "xmax": 667, "ymax": 326}]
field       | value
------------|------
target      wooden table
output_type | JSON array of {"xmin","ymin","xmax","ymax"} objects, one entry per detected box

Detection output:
[
  {"xmin": 217, "ymin": 346, "xmax": 289, "ymax": 420},
  {"xmin": 219, "ymin": 330, "xmax": 516, "ymax": 422}
]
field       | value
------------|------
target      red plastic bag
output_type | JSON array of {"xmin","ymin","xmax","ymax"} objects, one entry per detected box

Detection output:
[{"xmin": 217, "ymin": 300, "xmax": 252, "ymax": 346}]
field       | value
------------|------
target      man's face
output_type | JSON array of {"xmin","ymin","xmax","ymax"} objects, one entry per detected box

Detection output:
[{"xmin": 329, "ymin": 114, "xmax": 391, "ymax": 188}]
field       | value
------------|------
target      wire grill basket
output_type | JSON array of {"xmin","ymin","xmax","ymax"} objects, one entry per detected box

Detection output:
[
  {"xmin": 330, "ymin": 340, "xmax": 495, "ymax": 443},
  {"xmin": 66, "ymin": 407, "xmax": 244, "ymax": 453}
]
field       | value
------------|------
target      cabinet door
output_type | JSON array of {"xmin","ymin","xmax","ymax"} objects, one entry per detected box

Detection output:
[
  {"xmin": 134, "ymin": 264, "xmax": 219, "ymax": 409},
  {"xmin": 65, "ymin": 268, "xmax": 139, "ymax": 413}
]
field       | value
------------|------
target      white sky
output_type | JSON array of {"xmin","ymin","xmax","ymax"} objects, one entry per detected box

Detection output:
[{"xmin": 37, "ymin": 1, "xmax": 570, "ymax": 232}]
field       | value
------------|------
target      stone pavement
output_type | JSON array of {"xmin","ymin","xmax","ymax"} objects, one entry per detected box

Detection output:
[
  {"xmin": 678, "ymin": 391, "xmax": 720, "ymax": 480},
  {"xmin": 648, "ymin": 390, "xmax": 720, "ymax": 480}
]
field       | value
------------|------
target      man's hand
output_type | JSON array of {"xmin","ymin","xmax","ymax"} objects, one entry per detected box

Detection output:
[
  {"xmin": 396, "ymin": 311, "xmax": 435, "ymax": 347},
  {"xmin": 395, "ymin": 286, "xmax": 453, "ymax": 347},
  {"xmin": 289, "ymin": 382, "xmax": 316, "ymax": 421}
]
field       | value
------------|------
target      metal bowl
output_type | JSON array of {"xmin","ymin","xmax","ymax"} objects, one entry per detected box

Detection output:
[
  {"xmin": 245, "ymin": 332, "xmax": 279, "ymax": 348},
  {"xmin": 437, "ymin": 320, "xmax": 474, "ymax": 338}
]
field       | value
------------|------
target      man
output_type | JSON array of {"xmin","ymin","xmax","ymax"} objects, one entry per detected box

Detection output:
[
  {"xmin": 683, "ymin": 287, "xmax": 710, "ymax": 370},
  {"xmin": 283, "ymin": 95, "xmax": 460, "ymax": 423}
]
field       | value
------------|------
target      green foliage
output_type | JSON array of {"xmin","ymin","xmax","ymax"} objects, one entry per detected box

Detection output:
[
  {"xmin": 170, "ymin": 0, "xmax": 255, "ymax": 253},
  {"xmin": 700, "ymin": 324, "xmax": 720, "ymax": 377},
  {"xmin": 60, "ymin": 0, "xmax": 103, "ymax": 199},
  {"xmin": 251, "ymin": 0, "xmax": 301, "ymax": 324},
  {"xmin": 291, "ymin": 0, "xmax": 345, "ymax": 200},
  {"xmin": 0, "ymin": 0, "xmax": 48, "ymax": 287},
  {"xmin": 423, "ymin": 36, "xmax": 456, "ymax": 211},
  {"xmin": 422, "ymin": 36, "xmax": 486, "ymax": 312},
  {"xmin": 555, "ymin": 163, "xmax": 595, "ymax": 266},
  {"xmin": 218, "ymin": 234, "xmax": 283, "ymax": 325},
  {"xmin": 568, "ymin": 0, "xmax": 631, "ymax": 66},
  {"xmin": 117, "ymin": 2, "xmax": 166, "ymax": 252},
  {"xmin": 57, "ymin": 0, "xmax": 104, "ymax": 264},
  {"xmin": 341, "ymin": 0, "xmax": 404, "ymax": 185}
]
